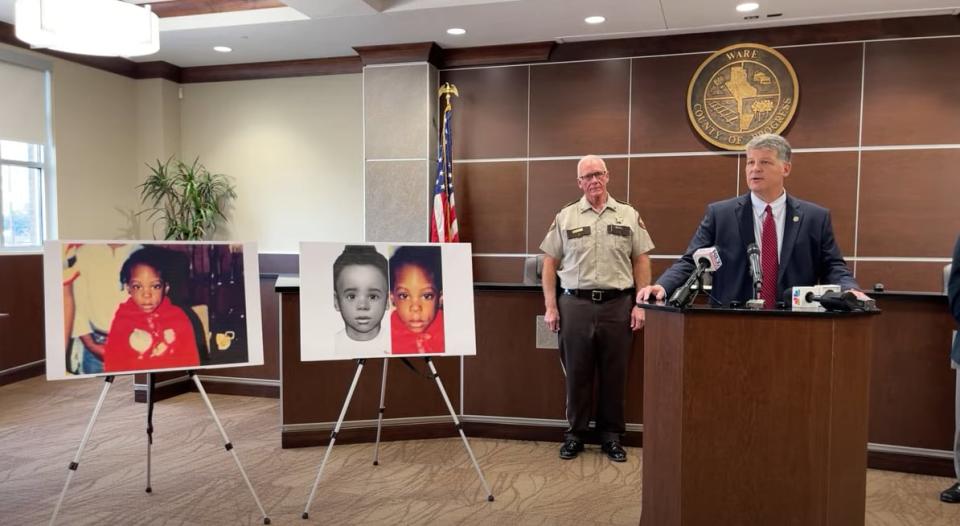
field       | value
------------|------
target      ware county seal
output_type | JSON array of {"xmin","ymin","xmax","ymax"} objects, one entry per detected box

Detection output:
[{"xmin": 687, "ymin": 43, "xmax": 798, "ymax": 150}]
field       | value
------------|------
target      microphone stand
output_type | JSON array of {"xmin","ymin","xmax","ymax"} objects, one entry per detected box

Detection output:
[
  {"xmin": 668, "ymin": 261, "xmax": 708, "ymax": 308},
  {"xmin": 746, "ymin": 282, "xmax": 764, "ymax": 310}
]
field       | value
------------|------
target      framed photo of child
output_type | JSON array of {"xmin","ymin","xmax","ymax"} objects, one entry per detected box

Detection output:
[
  {"xmin": 44, "ymin": 241, "xmax": 265, "ymax": 380},
  {"xmin": 298, "ymin": 242, "xmax": 477, "ymax": 361}
]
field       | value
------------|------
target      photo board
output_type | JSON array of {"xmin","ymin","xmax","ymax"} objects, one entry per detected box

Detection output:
[
  {"xmin": 299, "ymin": 242, "xmax": 476, "ymax": 361},
  {"xmin": 44, "ymin": 241, "xmax": 264, "ymax": 380}
]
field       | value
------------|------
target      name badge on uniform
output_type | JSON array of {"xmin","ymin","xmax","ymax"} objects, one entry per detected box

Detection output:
[
  {"xmin": 607, "ymin": 224, "xmax": 632, "ymax": 237},
  {"xmin": 566, "ymin": 226, "xmax": 591, "ymax": 239}
]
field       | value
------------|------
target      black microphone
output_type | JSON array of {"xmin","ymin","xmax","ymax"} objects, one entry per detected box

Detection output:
[
  {"xmin": 668, "ymin": 247, "xmax": 722, "ymax": 308},
  {"xmin": 746, "ymin": 243, "xmax": 762, "ymax": 297},
  {"xmin": 807, "ymin": 290, "xmax": 854, "ymax": 311}
]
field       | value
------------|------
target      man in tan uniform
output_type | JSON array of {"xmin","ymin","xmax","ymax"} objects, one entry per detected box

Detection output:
[{"xmin": 540, "ymin": 155, "xmax": 653, "ymax": 462}]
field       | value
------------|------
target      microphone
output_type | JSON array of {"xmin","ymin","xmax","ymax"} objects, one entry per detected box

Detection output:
[
  {"xmin": 746, "ymin": 243, "xmax": 762, "ymax": 296},
  {"xmin": 693, "ymin": 246, "xmax": 722, "ymax": 271},
  {"xmin": 787, "ymin": 285, "xmax": 878, "ymax": 312},
  {"xmin": 668, "ymin": 247, "xmax": 722, "ymax": 308},
  {"xmin": 744, "ymin": 243, "xmax": 764, "ymax": 308},
  {"xmin": 807, "ymin": 290, "xmax": 850, "ymax": 311}
]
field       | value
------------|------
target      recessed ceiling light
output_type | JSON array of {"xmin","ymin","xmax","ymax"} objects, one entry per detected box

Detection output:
[
  {"xmin": 213, "ymin": 46, "xmax": 232, "ymax": 53},
  {"xmin": 447, "ymin": 28, "xmax": 466, "ymax": 35},
  {"xmin": 736, "ymin": 2, "xmax": 760, "ymax": 12},
  {"xmin": 584, "ymin": 16, "xmax": 606, "ymax": 24}
]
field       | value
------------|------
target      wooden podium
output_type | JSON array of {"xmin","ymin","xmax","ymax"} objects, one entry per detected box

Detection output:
[{"xmin": 641, "ymin": 304, "xmax": 877, "ymax": 526}]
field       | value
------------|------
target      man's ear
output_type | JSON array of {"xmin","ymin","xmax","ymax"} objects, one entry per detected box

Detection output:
[{"xmin": 333, "ymin": 292, "xmax": 340, "ymax": 312}]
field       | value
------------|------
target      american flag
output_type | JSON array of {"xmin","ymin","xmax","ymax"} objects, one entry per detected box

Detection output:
[{"xmin": 430, "ymin": 84, "xmax": 459, "ymax": 243}]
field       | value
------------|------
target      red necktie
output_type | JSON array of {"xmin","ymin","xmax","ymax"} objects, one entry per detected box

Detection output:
[{"xmin": 760, "ymin": 204, "xmax": 779, "ymax": 308}]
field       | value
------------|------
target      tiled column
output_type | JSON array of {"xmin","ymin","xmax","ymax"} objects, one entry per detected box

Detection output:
[{"xmin": 362, "ymin": 62, "xmax": 438, "ymax": 242}]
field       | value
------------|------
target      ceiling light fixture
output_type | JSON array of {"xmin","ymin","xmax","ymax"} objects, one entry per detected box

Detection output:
[
  {"xmin": 213, "ymin": 46, "xmax": 232, "ymax": 53},
  {"xmin": 584, "ymin": 16, "xmax": 606, "ymax": 24},
  {"xmin": 14, "ymin": 0, "xmax": 159, "ymax": 57},
  {"xmin": 736, "ymin": 2, "xmax": 760, "ymax": 12},
  {"xmin": 446, "ymin": 28, "xmax": 466, "ymax": 35}
]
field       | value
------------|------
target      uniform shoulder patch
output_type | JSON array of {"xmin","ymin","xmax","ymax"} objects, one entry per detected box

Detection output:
[{"xmin": 636, "ymin": 213, "xmax": 646, "ymax": 230}]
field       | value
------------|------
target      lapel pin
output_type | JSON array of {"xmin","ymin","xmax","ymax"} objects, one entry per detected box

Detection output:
[{"xmin": 793, "ymin": 216, "xmax": 799, "ymax": 222}]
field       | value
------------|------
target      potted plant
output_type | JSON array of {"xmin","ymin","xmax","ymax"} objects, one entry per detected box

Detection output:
[{"xmin": 138, "ymin": 157, "xmax": 236, "ymax": 240}]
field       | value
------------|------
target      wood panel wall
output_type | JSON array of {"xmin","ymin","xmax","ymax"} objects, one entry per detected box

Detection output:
[
  {"xmin": 0, "ymin": 254, "xmax": 44, "ymax": 385},
  {"xmin": 442, "ymin": 37, "xmax": 960, "ymax": 293},
  {"xmin": 277, "ymin": 287, "xmax": 956, "ymax": 476}
]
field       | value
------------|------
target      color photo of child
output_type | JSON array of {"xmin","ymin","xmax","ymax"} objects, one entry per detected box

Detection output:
[
  {"xmin": 103, "ymin": 247, "xmax": 201, "ymax": 372},
  {"xmin": 389, "ymin": 245, "xmax": 445, "ymax": 355},
  {"xmin": 45, "ymin": 241, "xmax": 264, "ymax": 380}
]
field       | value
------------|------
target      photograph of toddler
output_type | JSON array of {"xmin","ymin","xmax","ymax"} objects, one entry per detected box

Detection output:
[
  {"xmin": 332, "ymin": 245, "xmax": 390, "ymax": 355},
  {"xmin": 389, "ymin": 245, "xmax": 445, "ymax": 355},
  {"xmin": 102, "ymin": 247, "xmax": 201, "ymax": 372}
]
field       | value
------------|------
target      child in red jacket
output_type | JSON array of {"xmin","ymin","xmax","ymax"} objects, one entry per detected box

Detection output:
[
  {"xmin": 103, "ymin": 248, "xmax": 200, "ymax": 373},
  {"xmin": 389, "ymin": 246, "xmax": 445, "ymax": 355}
]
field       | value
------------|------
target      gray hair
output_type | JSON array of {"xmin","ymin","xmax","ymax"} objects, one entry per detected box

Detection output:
[
  {"xmin": 746, "ymin": 134, "xmax": 791, "ymax": 162},
  {"xmin": 577, "ymin": 154, "xmax": 607, "ymax": 176}
]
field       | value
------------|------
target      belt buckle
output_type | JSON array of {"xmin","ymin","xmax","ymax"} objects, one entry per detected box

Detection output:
[{"xmin": 591, "ymin": 290, "xmax": 602, "ymax": 302}]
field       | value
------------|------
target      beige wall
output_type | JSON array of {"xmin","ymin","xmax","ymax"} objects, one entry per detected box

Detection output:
[
  {"xmin": 0, "ymin": 43, "xmax": 141, "ymax": 240},
  {"xmin": 135, "ymin": 78, "xmax": 182, "ymax": 239},
  {"xmin": 180, "ymin": 74, "xmax": 364, "ymax": 252},
  {"xmin": 1, "ymin": 43, "xmax": 365, "ymax": 249},
  {"xmin": 50, "ymin": 58, "xmax": 140, "ymax": 239}
]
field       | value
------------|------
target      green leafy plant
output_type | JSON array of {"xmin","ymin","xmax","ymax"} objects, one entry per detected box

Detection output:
[{"xmin": 138, "ymin": 157, "xmax": 237, "ymax": 241}]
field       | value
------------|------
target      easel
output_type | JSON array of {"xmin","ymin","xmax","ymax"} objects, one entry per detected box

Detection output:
[
  {"xmin": 50, "ymin": 372, "xmax": 271, "ymax": 525},
  {"xmin": 301, "ymin": 357, "xmax": 494, "ymax": 520}
]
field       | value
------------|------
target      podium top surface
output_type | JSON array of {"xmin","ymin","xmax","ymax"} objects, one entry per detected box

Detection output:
[{"xmin": 638, "ymin": 301, "xmax": 880, "ymax": 317}]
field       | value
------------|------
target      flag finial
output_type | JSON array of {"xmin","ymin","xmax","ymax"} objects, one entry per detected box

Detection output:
[{"xmin": 438, "ymin": 82, "xmax": 459, "ymax": 99}]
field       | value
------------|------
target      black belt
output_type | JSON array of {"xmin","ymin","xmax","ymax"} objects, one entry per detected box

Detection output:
[{"xmin": 563, "ymin": 288, "xmax": 634, "ymax": 303}]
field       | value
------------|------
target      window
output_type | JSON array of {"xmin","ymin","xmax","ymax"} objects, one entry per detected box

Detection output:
[
  {"xmin": 1, "ymin": 140, "xmax": 45, "ymax": 248},
  {"xmin": 0, "ymin": 51, "xmax": 53, "ymax": 251}
]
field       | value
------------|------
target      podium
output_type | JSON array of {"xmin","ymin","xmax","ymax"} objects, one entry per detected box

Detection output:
[{"xmin": 641, "ymin": 304, "xmax": 877, "ymax": 526}]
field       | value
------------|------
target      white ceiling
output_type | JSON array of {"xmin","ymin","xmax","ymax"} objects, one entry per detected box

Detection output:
[{"xmin": 0, "ymin": 0, "xmax": 958, "ymax": 67}]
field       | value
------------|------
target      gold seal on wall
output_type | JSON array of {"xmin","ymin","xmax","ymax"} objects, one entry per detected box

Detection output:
[{"xmin": 687, "ymin": 43, "xmax": 799, "ymax": 150}]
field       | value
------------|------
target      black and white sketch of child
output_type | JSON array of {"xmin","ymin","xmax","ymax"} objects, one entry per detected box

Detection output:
[{"xmin": 332, "ymin": 245, "xmax": 390, "ymax": 356}]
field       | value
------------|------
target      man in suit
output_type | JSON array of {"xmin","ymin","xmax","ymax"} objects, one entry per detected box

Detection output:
[
  {"xmin": 941, "ymin": 235, "xmax": 960, "ymax": 503},
  {"xmin": 639, "ymin": 133, "xmax": 867, "ymax": 306}
]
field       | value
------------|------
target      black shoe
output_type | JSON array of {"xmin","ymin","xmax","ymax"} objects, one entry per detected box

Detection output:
[
  {"xmin": 941, "ymin": 482, "xmax": 960, "ymax": 503},
  {"xmin": 601, "ymin": 441, "xmax": 627, "ymax": 462},
  {"xmin": 559, "ymin": 439, "xmax": 584, "ymax": 460}
]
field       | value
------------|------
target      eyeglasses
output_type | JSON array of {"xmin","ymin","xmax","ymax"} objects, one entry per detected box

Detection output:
[{"xmin": 578, "ymin": 171, "xmax": 607, "ymax": 182}]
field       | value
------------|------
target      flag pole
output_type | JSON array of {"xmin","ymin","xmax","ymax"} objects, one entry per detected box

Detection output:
[{"xmin": 438, "ymin": 82, "xmax": 458, "ymax": 241}]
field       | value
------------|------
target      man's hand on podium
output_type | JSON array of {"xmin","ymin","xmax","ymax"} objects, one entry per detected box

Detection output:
[
  {"xmin": 637, "ymin": 285, "xmax": 666, "ymax": 303},
  {"xmin": 848, "ymin": 289, "xmax": 871, "ymax": 301}
]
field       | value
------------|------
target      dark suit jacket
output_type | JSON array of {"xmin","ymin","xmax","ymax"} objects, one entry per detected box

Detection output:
[
  {"xmin": 657, "ymin": 193, "xmax": 859, "ymax": 306},
  {"xmin": 949, "ymin": 235, "xmax": 960, "ymax": 364}
]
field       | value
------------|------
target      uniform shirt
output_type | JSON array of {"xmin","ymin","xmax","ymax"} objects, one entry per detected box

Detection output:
[{"xmin": 540, "ymin": 195, "xmax": 654, "ymax": 290}]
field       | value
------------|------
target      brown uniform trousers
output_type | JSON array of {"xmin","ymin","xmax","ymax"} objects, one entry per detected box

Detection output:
[{"xmin": 558, "ymin": 290, "xmax": 634, "ymax": 442}]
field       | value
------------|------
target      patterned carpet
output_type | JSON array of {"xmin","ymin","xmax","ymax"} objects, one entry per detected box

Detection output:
[{"xmin": 0, "ymin": 375, "xmax": 957, "ymax": 525}]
